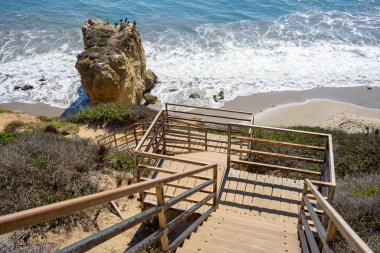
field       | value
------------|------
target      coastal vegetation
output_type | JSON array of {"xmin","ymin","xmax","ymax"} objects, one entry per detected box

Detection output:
[
  {"xmin": 67, "ymin": 102, "xmax": 156, "ymax": 126},
  {"xmin": 0, "ymin": 106, "xmax": 378, "ymax": 251}
]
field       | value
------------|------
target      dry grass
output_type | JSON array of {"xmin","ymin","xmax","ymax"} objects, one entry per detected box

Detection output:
[
  {"xmin": 0, "ymin": 131, "xmax": 137, "ymax": 251},
  {"xmin": 333, "ymin": 173, "xmax": 380, "ymax": 252}
]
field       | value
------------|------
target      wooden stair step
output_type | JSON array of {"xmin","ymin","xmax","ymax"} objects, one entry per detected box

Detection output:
[
  {"xmin": 211, "ymin": 212, "xmax": 298, "ymax": 233},
  {"xmin": 196, "ymin": 220, "xmax": 300, "ymax": 244},
  {"xmin": 213, "ymin": 210, "xmax": 298, "ymax": 227},
  {"xmin": 201, "ymin": 218, "xmax": 298, "ymax": 240},
  {"xmin": 179, "ymin": 235, "xmax": 290, "ymax": 253},
  {"xmin": 176, "ymin": 243, "xmax": 236, "ymax": 253},
  {"xmin": 192, "ymin": 226, "xmax": 301, "ymax": 251}
]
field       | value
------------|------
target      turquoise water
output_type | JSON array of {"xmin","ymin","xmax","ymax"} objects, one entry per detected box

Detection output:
[{"xmin": 0, "ymin": 0, "xmax": 379, "ymax": 108}]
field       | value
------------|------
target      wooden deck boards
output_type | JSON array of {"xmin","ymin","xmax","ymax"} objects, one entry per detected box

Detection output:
[{"xmin": 142, "ymin": 150, "xmax": 303, "ymax": 221}]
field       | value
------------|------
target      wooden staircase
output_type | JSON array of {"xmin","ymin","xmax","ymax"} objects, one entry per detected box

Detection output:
[{"xmin": 177, "ymin": 211, "xmax": 301, "ymax": 253}]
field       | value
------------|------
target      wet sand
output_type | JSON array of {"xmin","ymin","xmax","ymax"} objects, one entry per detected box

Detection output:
[{"xmin": 0, "ymin": 102, "xmax": 65, "ymax": 117}]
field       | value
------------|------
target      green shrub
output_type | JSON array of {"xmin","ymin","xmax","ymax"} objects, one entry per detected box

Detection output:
[
  {"xmin": 112, "ymin": 152, "xmax": 135, "ymax": 171},
  {"xmin": 3, "ymin": 120, "xmax": 29, "ymax": 133},
  {"xmin": 37, "ymin": 118, "xmax": 78, "ymax": 135},
  {"xmin": 0, "ymin": 132, "xmax": 22, "ymax": 146},
  {"xmin": 67, "ymin": 103, "xmax": 156, "ymax": 126},
  {"xmin": 334, "ymin": 174, "xmax": 380, "ymax": 252},
  {"xmin": 249, "ymin": 126, "xmax": 380, "ymax": 178},
  {"xmin": 0, "ymin": 132, "xmax": 102, "ymax": 231}
]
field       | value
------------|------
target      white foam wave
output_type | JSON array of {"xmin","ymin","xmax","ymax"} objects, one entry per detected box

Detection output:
[
  {"xmin": 146, "ymin": 42, "xmax": 380, "ymax": 108},
  {"xmin": 0, "ymin": 50, "xmax": 81, "ymax": 108},
  {"xmin": 145, "ymin": 10, "xmax": 380, "ymax": 108}
]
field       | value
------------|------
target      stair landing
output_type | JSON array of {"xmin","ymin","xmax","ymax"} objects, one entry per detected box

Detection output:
[{"xmin": 143, "ymin": 151, "xmax": 303, "ymax": 223}]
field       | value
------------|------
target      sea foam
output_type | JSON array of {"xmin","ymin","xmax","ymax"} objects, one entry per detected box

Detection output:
[{"xmin": 0, "ymin": 8, "xmax": 379, "ymax": 109}]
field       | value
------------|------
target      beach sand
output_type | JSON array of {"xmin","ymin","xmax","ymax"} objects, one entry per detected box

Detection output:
[
  {"xmin": 0, "ymin": 102, "xmax": 65, "ymax": 117},
  {"xmin": 221, "ymin": 86, "xmax": 380, "ymax": 133},
  {"xmin": 1, "ymin": 85, "xmax": 380, "ymax": 133},
  {"xmin": 255, "ymin": 99, "xmax": 380, "ymax": 133}
]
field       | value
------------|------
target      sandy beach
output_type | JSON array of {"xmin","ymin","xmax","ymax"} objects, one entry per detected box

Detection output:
[
  {"xmin": 221, "ymin": 86, "xmax": 380, "ymax": 133},
  {"xmin": 1, "ymin": 85, "xmax": 380, "ymax": 133}
]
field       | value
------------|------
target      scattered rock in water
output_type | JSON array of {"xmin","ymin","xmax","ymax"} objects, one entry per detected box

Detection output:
[
  {"xmin": 168, "ymin": 88, "xmax": 178, "ymax": 92},
  {"xmin": 218, "ymin": 90, "xmax": 224, "ymax": 100},
  {"xmin": 144, "ymin": 69, "xmax": 158, "ymax": 91},
  {"xmin": 366, "ymin": 85, "xmax": 373, "ymax": 90},
  {"xmin": 143, "ymin": 93, "xmax": 158, "ymax": 105},
  {"xmin": 213, "ymin": 90, "xmax": 225, "ymax": 102},
  {"xmin": 40, "ymin": 82, "xmax": 47, "ymax": 86},
  {"xmin": 39, "ymin": 76, "xmax": 47, "ymax": 82},
  {"xmin": 14, "ymin": 85, "xmax": 34, "ymax": 91},
  {"xmin": 189, "ymin": 93, "xmax": 201, "ymax": 99}
]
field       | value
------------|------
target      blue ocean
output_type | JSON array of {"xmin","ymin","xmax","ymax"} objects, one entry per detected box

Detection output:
[{"xmin": 0, "ymin": 0, "xmax": 379, "ymax": 108}]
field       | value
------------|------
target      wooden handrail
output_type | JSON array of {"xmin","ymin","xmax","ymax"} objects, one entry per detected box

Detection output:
[
  {"xmin": 167, "ymin": 109, "xmax": 252, "ymax": 122},
  {"xmin": 97, "ymin": 122, "xmax": 150, "ymax": 145},
  {"xmin": 0, "ymin": 161, "xmax": 215, "ymax": 235},
  {"xmin": 135, "ymin": 110, "xmax": 164, "ymax": 151},
  {"xmin": 299, "ymin": 179, "xmax": 373, "ymax": 253},
  {"xmin": 165, "ymin": 102, "xmax": 253, "ymax": 115},
  {"xmin": 230, "ymin": 135, "xmax": 326, "ymax": 151},
  {"xmin": 228, "ymin": 122, "xmax": 330, "ymax": 138},
  {"xmin": 230, "ymin": 147, "xmax": 324, "ymax": 164}
]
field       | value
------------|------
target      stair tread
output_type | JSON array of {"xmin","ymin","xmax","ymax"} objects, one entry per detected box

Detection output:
[
  {"xmin": 209, "ymin": 213, "xmax": 298, "ymax": 233},
  {"xmin": 195, "ymin": 221, "xmax": 300, "ymax": 244},
  {"xmin": 180, "ymin": 236, "xmax": 297, "ymax": 253},
  {"xmin": 213, "ymin": 211, "xmax": 297, "ymax": 226},
  {"xmin": 190, "ymin": 228, "xmax": 301, "ymax": 250}
]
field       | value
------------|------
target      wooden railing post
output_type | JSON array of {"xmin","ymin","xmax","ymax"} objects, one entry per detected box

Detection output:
[
  {"xmin": 239, "ymin": 139, "xmax": 243, "ymax": 159},
  {"xmin": 213, "ymin": 165, "xmax": 218, "ymax": 208},
  {"xmin": 124, "ymin": 130, "xmax": 128, "ymax": 145},
  {"xmin": 113, "ymin": 133, "xmax": 117, "ymax": 147},
  {"xmin": 135, "ymin": 154, "xmax": 145, "ymax": 212},
  {"xmin": 187, "ymin": 124, "xmax": 191, "ymax": 153},
  {"xmin": 134, "ymin": 127, "xmax": 138, "ymax": 146},
  {"xmin": 323, "ymin": 220, "xmax": 337, "ymax": 253},
  {"xmin": 205, "ymin": 130, "xmax": 208, "ymax": 151},
  {"xmin": 298, "ymin": 182, "xmax": 308, "ymax": 223},
  {"xmin": 161, "ymin": 113, "xmax": 167, "ymax": 155},
  {"xmin": 227, "ymin": 124, "xmax": 232, "ymax": 170},
  {"xmin": 156, "ymin": 184, "xmax": 169, "ymax": 252}
]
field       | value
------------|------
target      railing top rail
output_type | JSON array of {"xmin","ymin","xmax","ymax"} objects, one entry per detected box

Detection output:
[
  {"xmin": 228, "ymin": 122, "xmax": 331, "ymax": 138},
  {"xmin": 304, "ymin": 179, "xmax": 373, "ymax": 253},
  {"xmin": 167, "ymin": 109, "xmax": 252, "ymax": 122},
  {"xmin": 135, "ymin": 151, "xmax": 211, "ymax": 166},
  {"xmin": 135, "ymin": 109, "xmax": 164, "ymax": 151},
  {"xmin": 96, "ymin": 121, "xmax": 150, "ymax": 143},
  {"xmin": 165, "ymin": 103, "xmax": 254, "ymax": 116},
  {"xmin": 0, "ymin": 159, "xmax": 217, "ymax": 235}
]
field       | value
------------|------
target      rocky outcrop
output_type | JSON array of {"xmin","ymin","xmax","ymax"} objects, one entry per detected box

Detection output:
[{"xmin": 76, "ymin": 18, "xmax": 157, "ymax": 105}]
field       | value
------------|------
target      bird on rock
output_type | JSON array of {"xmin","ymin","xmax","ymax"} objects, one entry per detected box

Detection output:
[
  {"xmin": 119, "ymin": 19, "xmax": 123, "ymax": 24},
  {"xmin": 114, "ymin": 22, "xmax": 118, "ymax": 27},
  {"xmin": 124, "ymin": 17, "xmax": 128, "ymax": 23},
  {"xmin": 133, "ymin": 20, "xmax": 136, "ymax": 27}
]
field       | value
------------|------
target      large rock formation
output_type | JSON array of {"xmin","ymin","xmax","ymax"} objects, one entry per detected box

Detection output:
[{"xmin": 76, "ymin": 18, "xmax": 157, "ymax": 105}]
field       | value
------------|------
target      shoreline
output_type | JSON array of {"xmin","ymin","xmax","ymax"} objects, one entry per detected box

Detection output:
[
  {"xmin": 221, "ymin": 86, "xmax": 380, "ymax": 133},
  {"xmin": 0, "ymin": 102, "xmax": 65, "ymax": 117},
  {"xmin": 1, "ymin": 86, "xmax": 380, "ymax": 132},
  {"xmin": 221, "ymin": 85, "xmax": 380, "ymax": 113}
]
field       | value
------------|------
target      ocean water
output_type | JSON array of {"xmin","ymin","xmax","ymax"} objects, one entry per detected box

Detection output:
[{"xmin": 0, "ymin": 0, "xmax": 379, "ymax": 108}]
